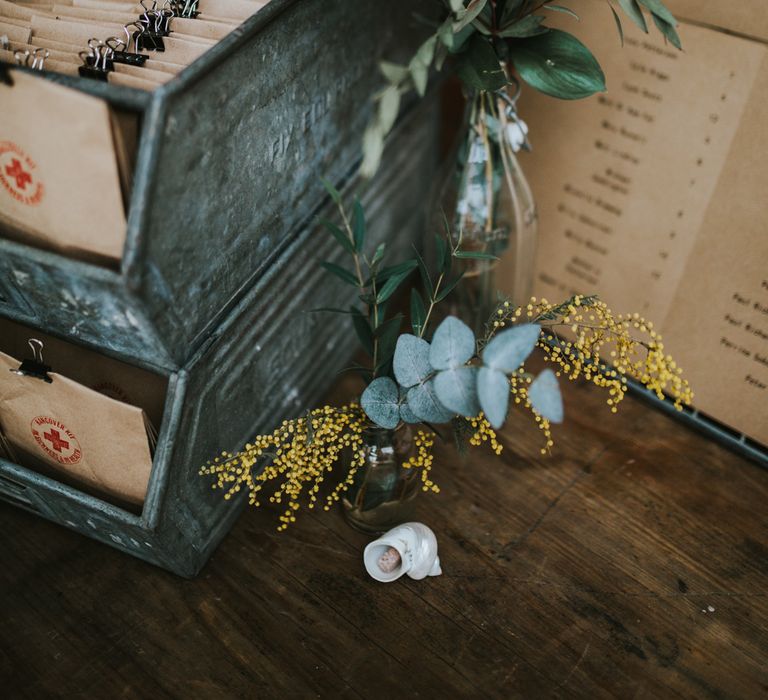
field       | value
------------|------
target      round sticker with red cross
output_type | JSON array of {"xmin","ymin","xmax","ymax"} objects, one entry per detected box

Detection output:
[
  {"xmin": 0, "ymin": 141, "xmax": 44, "ymax": 206},
  {"xmin": 30, "ymin": 416, "xmax": 82, "ymax": 465}
]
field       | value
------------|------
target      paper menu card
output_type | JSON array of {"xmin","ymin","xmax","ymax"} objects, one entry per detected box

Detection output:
[
  {"xmin": 0, "ymin": 70, "xmax": 127, "ymax": 262},
  {"xmin": 498, "ymin": 0, "xmax": 768, "ymax": 445}
]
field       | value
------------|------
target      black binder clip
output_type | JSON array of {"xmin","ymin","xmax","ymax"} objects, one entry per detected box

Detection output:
[
  {"xmin": 176, "ymin": 0, "xmax": 199, "ymax": 19},
  {"xmin": 78, "ymin": 39, "xmax": 113, "ymax": 81},
  {"xmin": 11, "ymin": 340, "xmax": 53, "ymax": 383},
  {"xmin": 0, "ymin": 34, "xmax": 13, "ymax": 85},
  {"xmin": 0, "ymin": 61, "xmax": 12, "ymax": 87},
  {"xmin": 108, "ymin": 26, "xmax": 148, "ymax": 67},
  {"xmin": 134, "ymin": 1, "xmax": 168, "ymax": 52}
]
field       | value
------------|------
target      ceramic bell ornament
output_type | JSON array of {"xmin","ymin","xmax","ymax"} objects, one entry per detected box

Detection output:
[{"xmin": 363, "ymin": 522, "xmax": 442, "ymax": 582}]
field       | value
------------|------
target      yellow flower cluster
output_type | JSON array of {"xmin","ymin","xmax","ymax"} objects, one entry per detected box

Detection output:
[
  {"xmin": 468, "ymin": 416, "xmax": 504, "ymax": 455},
  {"xmin": 509, "ymin": 372, "xmax": 554, "ymax": 455},
  {"xmin": 199, "ymin": 404, "xmax": 366, "ymax": 531},
  {"xmin": 402, "ymin": 430, "xmax": 440, "ymax": 493},
  {"xmin": 487, "ymin": 295, "xmax": 693, "ymax": 415}
]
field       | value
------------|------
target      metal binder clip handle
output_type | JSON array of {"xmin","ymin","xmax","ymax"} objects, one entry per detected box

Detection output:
[
  {"xmin": 113, "ymin": 24, "xmax": 149, "ymax": 66},
  {"xmin": 31, "ymin": 48, "xmax": 49, "ymax": 72},
  {"xmin": 78, "ymin": 51, "xmax": 109, "ymax": 82},
  {"xmin": 137, "ymin": 1, "xmax": 167, "ymax": 51},
  {"xmin": 78, "ymin": 40, "xmax": 113, "ymax": 81},
  {"xmin": 107, "ymin": 35, "xmax": 147, "ymax": 67},
  {"xmin": 13, "ymin": 49, "xmax": 31, "ymax": 67},
  {"xmin": 10, "ymin": 339, "xmax": 53, "ymax": 383},
  {"xmin": 180, "ymin": 0, "xmax": 199, "ymax": 19}
]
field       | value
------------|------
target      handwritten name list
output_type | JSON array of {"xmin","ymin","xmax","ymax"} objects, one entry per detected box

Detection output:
[{"xmin": 501, "ymin": 0, "xmax": 768, "ymax": 444}]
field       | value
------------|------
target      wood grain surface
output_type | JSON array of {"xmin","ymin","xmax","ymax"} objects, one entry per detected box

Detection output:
[{"xmin": 1, "ymin": 364, "xmax": 766, "ymax": 699}]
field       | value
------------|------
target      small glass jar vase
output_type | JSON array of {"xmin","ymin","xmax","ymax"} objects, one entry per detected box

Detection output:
[
  {"xmin": 434, "ymin": 87, "xmax": 538, "ymax": 333},
  {"xmin": 342, "ymin": 424, "xmax": 420, "ymax": 534}
]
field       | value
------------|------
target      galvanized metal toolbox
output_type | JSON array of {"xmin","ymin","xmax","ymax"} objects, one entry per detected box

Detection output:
[
  {"xmin": 0, "ymin": 0, "xmax": 432, "ymax": 369},
  {"xmin": 0, "ymin": 100, "xmax": 440, "ymax": 576}
]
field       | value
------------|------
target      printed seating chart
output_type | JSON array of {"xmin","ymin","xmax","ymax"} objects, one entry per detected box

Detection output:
[{"xmin": 500, "ymin": 0, "xmax": 768, "ymax": 446}]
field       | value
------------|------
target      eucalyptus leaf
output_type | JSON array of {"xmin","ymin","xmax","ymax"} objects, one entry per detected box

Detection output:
[
  {"xmin": 377, "ymin": 260, "xmax": 418, "ymax": 282},
  {"xmin": 361, "ymin": 377, "xmax": 401, "ymax": 429},
  {"xmin": 500, "ymin": 0, "xmax": 526, "ymax": 25},
  {"xmin": 377, "ymin": 269, "xmax": 412, "ymax": 304},
  {"xmin": 399, "ymin": 395, "xmax": 421, "ymax": 424},
  {"xmin": 637, "ymin": 0, "xmax": 675, "ymax": 25},
  {"xmin": 448, "ymin": 0, "xmax": 463, "ymax": 12},
  {"xmin": 435, "ymin": 272, "xmax": 465, "ymax": 302},
  {"xmin": 454, "ymin": 0, "xmax": 487, "ymax": 33},
  {"xmin": 477, "ymin": 366, "xmax": 509, "ymax": 429},
  {"xmin": 471, "ymin": 17, "xmax": 492, "ymax": 36},
  {"xmin": 499, "ymin": 15, "xmax": 548, "ymax": 38},
  {"xmin": 429, "ymin": 316, "xmax": 476, "ymax": 370},
  {"xmin": 413, "ymin": 246, "xmax": 434, "ymax": 297},
  {"xmin": 482, "ymin": 323, "xmax": 540, "ymax": 373},
  {"xmin": 350, "ymin": 308, "xmax": 374, "ymax": 356},
  {"xmin": 609, "ymin": 3, "xmax": 624, "ymax": 46},
  {"xmin": 435, "ymin": 41, "xmax": 449, "ymax": 71},
  {"xmin": 410, "ymin": 63, "xmax": 429, "ymax": 98},
  {"xmin": 378, "ymin": 85, "xmax": 401, "ymax": 134},
  {"xmin": 449, "ymin": 24, "xmax": 475, "ymax": 54},
  {"xmin": 438, "ymin": 15, "xmax": 455, "ymax": 47},
  {"xmin": 544, "ymin": 4, "xmax": 579, "ymax": 20},
  {"xmin": 361, "ymin": 122, "xmax": 385, "ymax": 179},
  {"xmin": 617, "ymin": 0, "xmax": 648, "ymax": 32},
  {"xmin": 393, "ymin": 334, "xmax": 432, "ymax": 388},
  {"xmin": 434, "ymin": 366, "xmax": 480, "ymax": 417},
  {"xmin": 319, "ymin": 219, "xmax": 354, "ymax": 253},
  {"xmin": 371, "ymin": 242, "xmax": 386, "ymax": 268},
  {"xmin": 407, "ymin": 380, "xmax": 454, "ymax": 423},
  {"xmin": 409, "ymin": 35, "xmax": 437, "ymax": 96},
  {"xmin": 651, "ymin": 13, "xmax": 681, "ymax": 49},
  {"xmin": 435, "ymin": 234, "xmax": 449, "ymax": 274},
  {"xmin": 375, "ymin": 316, "xmax": 403, "ymax": 376},
  {"xmin": 319, "ymin": 176, "xmax": 341, "ymax": 205},
  {"xmin": 321, "ymin": 262, "xmax": 358, "ymax": 287},
  {"xmin": 528, "ymin": 368, "xmax": 564, "ymax": 423},
  {"xmin": 456, "ymin": 34, "xmax": 507, "ymax": 92},
  {"xmin": 512, "ymin": 29, "xmax": 606, "ymax": 100},
  {"xmin": 411, "ymin": 288, "xmax": 427, "ymax": 336},
  {"xmin": 379, "ymin": 60, "xmax": 409, "ymax": 83}
]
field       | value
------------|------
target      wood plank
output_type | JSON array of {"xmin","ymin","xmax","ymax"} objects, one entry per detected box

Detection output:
[{"xmin": 0, "ymin": 359, "xmax": 766, "ymax": 698}]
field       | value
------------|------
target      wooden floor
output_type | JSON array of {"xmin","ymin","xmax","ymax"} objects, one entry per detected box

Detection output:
[{"xmin": 1, "ymin": 372, "xmax": 767, "ymax": 699}]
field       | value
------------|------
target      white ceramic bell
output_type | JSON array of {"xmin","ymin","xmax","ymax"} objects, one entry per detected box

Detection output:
[{"xmin": 363, "ymin": 522, "xmax": 442, "ymax": 583}]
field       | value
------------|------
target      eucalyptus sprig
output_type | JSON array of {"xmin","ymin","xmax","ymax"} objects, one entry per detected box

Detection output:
[
  {"xmin": 316, "ymin": 181, "xmax": 492, "ymax": 383},
  {"xmin": 362, "ymin": 0, "xmax": 681, "ymax": 176}
]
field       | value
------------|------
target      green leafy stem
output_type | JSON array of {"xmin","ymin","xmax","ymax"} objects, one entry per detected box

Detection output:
[
  {"xmin": 316, "ymin": 181, "xmax": 494, "ymax": 383},
  {"xmin": 362, "ymin": 0, "xmax": 681, "ymax": 177}
]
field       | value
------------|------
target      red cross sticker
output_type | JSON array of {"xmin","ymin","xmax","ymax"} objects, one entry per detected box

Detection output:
[
  {"xmin": 5, "ymin": 158, "xmax": 32, "ymax": 191},
  {"xmin": 43, "ymin": 429, "xmax": 70, "ymax": 453}
]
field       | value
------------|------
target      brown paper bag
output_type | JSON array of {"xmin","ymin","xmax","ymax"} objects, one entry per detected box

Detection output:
[
  {"xmin": 0, "ymin": 350, "xmax": 154, "ymax": 506},
  {"xmin": 0, "ymin": 316, "xmax": 168, "ymax": 428},
  {"xmin": 0, "ymin": 70, "xmax": 127, "ymax": 262}
]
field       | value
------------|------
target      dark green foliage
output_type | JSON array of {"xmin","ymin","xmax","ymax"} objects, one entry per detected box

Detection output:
[
  {"xmin": 363, "ymin": 0, "xmax": 680, "ymax": 176},
  {"xmin": 512, "ymin": 29, "xmax": 606, "ymax": 100}
]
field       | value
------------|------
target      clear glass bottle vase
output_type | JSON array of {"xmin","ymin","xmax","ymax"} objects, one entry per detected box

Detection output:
[
  {"xmin": 434, "ymin": 88, "xmax": 538, "ymax": 333},
  {"xmin": 342, "ymin": 424, "xmax": 420, "ymax": 534}
]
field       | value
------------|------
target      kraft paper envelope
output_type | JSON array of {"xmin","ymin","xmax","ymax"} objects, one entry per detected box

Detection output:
[
  {"xmin": 0, "ymin": 317, "xmax": 168, "ymax": 428},
  {"xmin": 0, "ymin": 350, "xmax": 155, "ymax": 506},
  {"xmin": 0, "ymin": 70, "xmax": 127, "ymax": 262}
]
